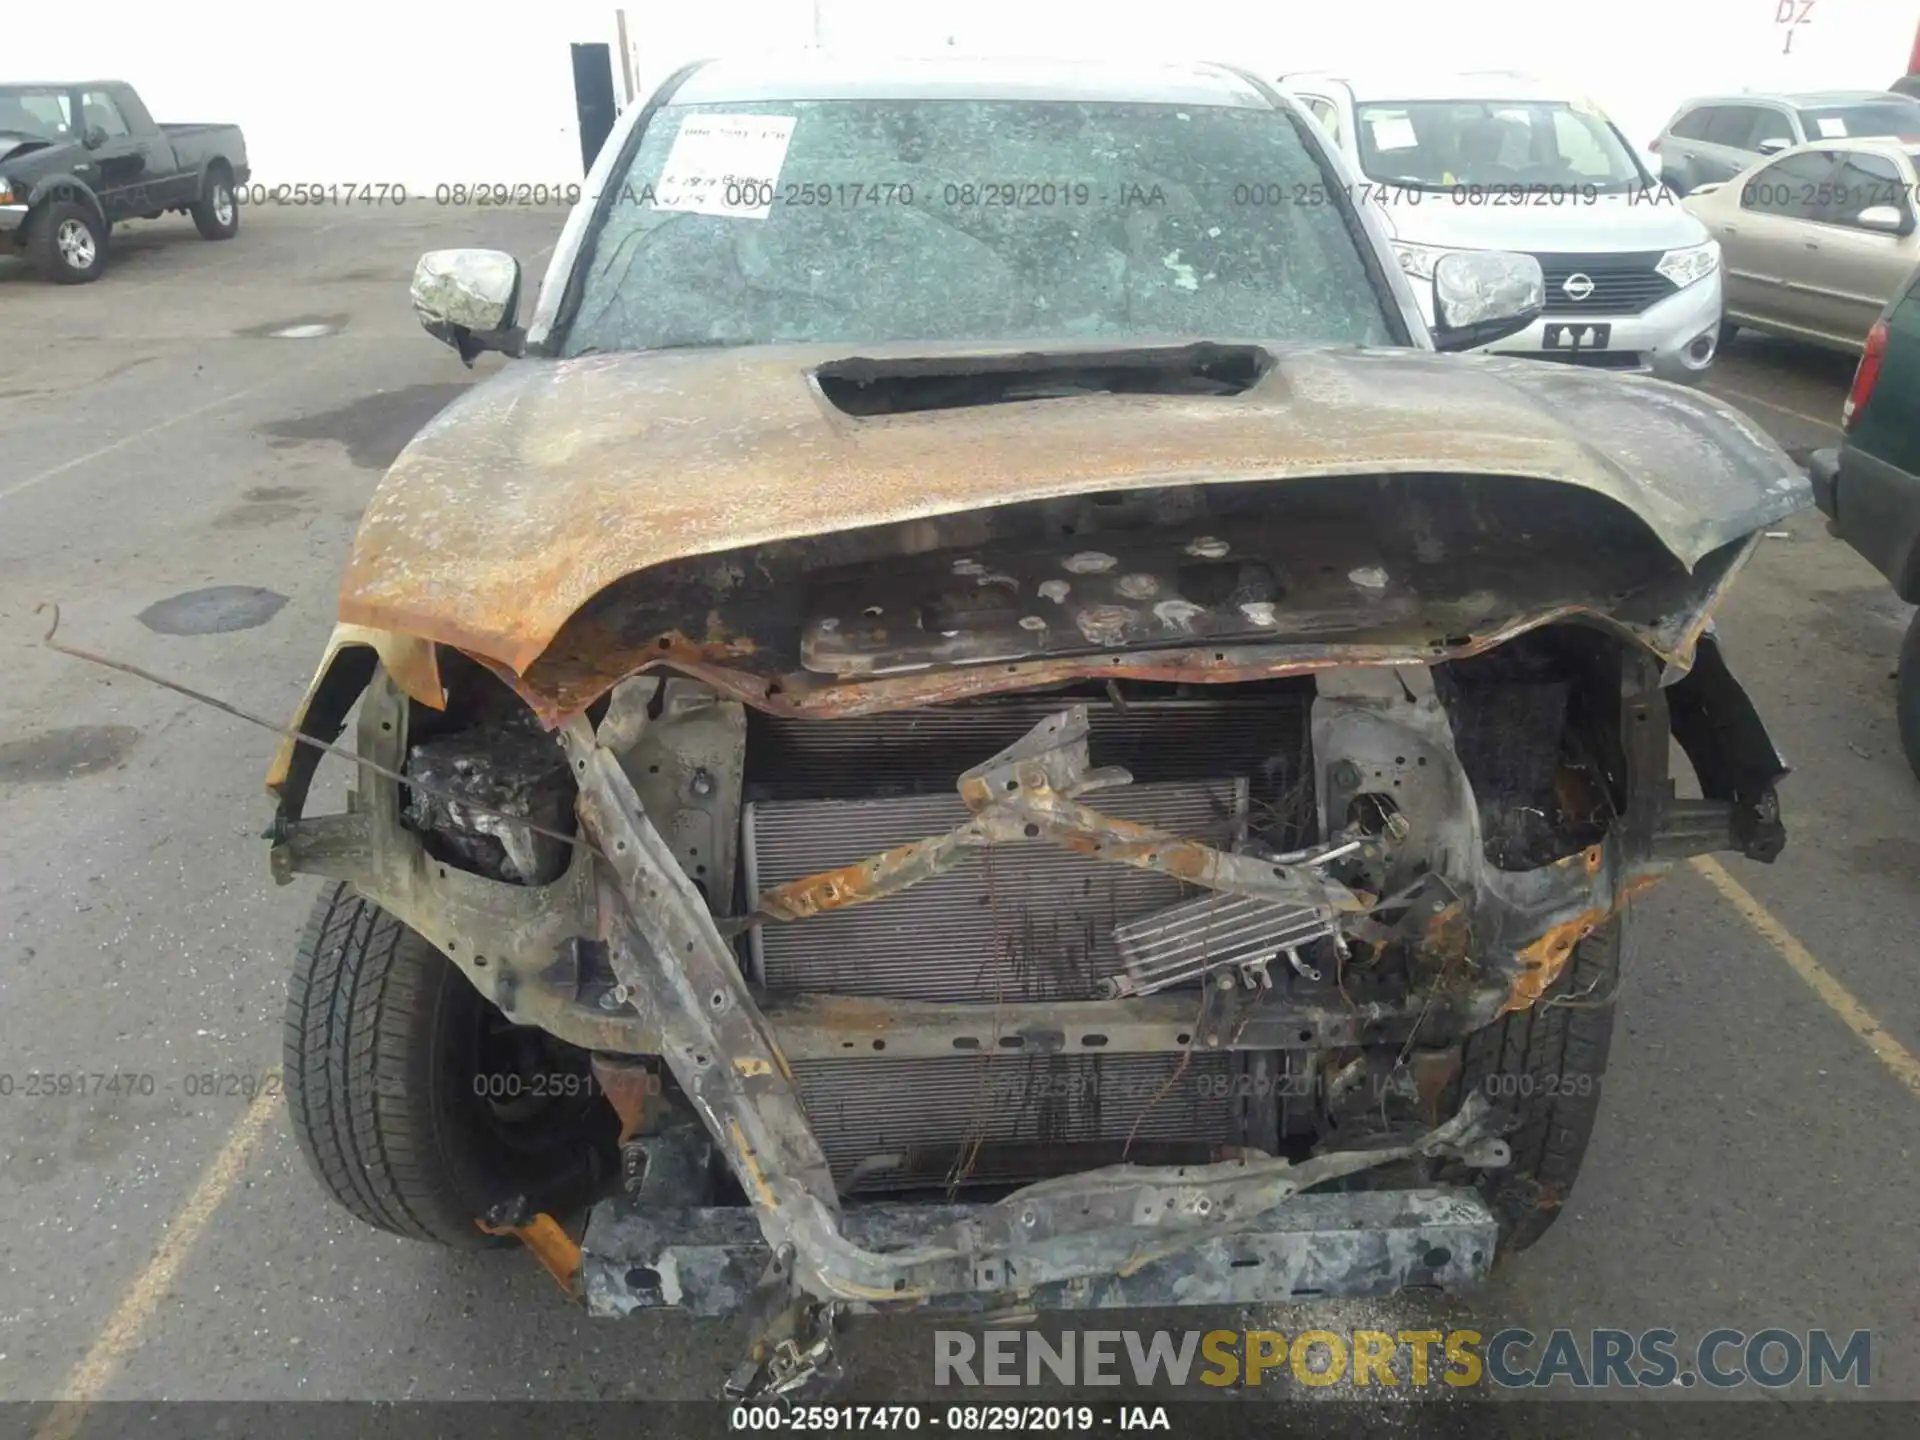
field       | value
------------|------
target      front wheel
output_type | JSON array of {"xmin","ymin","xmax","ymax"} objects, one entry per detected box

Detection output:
[
  {"xmin": 32, "ymin": 201, "xmax": 107, "ymax": 283},
  {"xmin": 1447, "ymin": 917, "xmax": 1622, "ymax": 1251},
  {"xmin": 1897, "ymin": 613, "xmax": 1920, "ymax": 783},
  {"xmin": 283, "ymin": 883, "xmax": 617, "ymax": 1247},
  {"xmin": 191, "ymin": 167, "xmax": 239, "ymax": 240}
]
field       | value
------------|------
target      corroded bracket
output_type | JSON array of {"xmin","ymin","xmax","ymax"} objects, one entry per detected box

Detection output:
[
  {"xmin": 742, "ymin": 705, "xmax": 1364, "ymax": 931},
  {"xmin": 476, "ymin": 1201, "xmax": 582, "ymax": 1298}
]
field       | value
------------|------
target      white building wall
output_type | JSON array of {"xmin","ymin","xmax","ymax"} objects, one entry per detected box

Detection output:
[{"xmin": 5, "ymin": 0, "xmax": 1914, "ymax": 188}]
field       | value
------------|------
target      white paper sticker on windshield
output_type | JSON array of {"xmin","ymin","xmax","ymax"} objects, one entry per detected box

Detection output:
[
  {"xmin": 653, "ymin": 114, "xmax": 796, "ymax": 218},
  {"xmin": 1815, "ymin": 117, "xmax": 1848, "ymax": 137},
  {"xmin": 1369, "ymin": 115, "xmax": 1418, "ymax": 151}
]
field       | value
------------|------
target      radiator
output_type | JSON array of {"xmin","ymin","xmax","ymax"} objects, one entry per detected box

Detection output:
[{"xmin": 745, "ymin": 779, "xmax": 1248, "ymax": 1191}]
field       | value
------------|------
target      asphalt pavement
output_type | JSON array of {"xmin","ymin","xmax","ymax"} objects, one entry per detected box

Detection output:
[{"xmin": 1, "ymin": 209, "xmax": 1917, "ymax": 1432}]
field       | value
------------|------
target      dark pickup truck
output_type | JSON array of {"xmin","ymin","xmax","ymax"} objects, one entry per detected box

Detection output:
[{"xmin": 0, "ymin": 79, "xmax": 248, "ymax": 283}]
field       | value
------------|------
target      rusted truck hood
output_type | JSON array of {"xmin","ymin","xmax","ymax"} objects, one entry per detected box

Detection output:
[{"xmin": 338, "ymin": 340, "xmax": 1808, "ymax": 676}]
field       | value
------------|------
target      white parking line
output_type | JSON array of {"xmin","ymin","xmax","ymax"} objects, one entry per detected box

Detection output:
[
  {"xmin": 0, "ymin": 360, "xmax": 323, "ymax": 507},
  {"xmin": 1705, "ymin": 382, "xmax": 1843, "ymax": 434}
]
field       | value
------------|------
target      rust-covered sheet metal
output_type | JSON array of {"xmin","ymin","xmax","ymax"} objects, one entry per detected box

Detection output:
[
  {"xmin": 264, "ymin": 624, "xmax": 445, "ymax": 792},
  {"xmin": 336, "ymin": 340, "xmax": 1810, "ymax": 683}
]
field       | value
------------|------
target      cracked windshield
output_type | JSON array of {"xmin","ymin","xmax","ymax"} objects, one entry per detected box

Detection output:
[{"xmin": 561, "ymin": 98, "xmax": 1394, "ymax": 353}]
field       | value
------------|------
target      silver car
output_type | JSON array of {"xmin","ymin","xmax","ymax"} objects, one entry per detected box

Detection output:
[
  {"xmin": 1654, "ymin": 91, "xmax": 1920, "ymax": 198},
  {"xmin": 1281, "ymin": 70, "xmax": 1724, "ymax": 383},
  {"xmin": 1683, "ymin": 137, "xmax": 1920, "ymax": 352}
]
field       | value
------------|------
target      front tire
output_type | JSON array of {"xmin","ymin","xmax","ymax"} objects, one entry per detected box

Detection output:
[
  {"xmin": 1898, "ymin": 613, "xmax": 1920, "ymax": 783},
  {"xmin": 283, "ymin": 883, "xmax": 616, "ymax": 1247},
  {"xmin": 32, "ymin": 201, "xmax": 107, "ymax": 283},
  {"xmin": 1449, "ymin": 917, "xmax": 1622, "ymax": 1251},
  {"xmin": 191, "ymin": 166, "xmax": 239, "ymax": 240}
]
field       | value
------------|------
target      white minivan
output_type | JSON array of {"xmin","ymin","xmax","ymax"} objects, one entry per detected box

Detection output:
[{"xmin": 1280, "ymin": 71, "xmax": 1724, "ymax": 383}]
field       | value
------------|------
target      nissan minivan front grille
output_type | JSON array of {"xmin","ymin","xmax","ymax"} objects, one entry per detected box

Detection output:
[{"xmin": 1535, "ymin": 252, "xmax": 1677, "ymax": 316}]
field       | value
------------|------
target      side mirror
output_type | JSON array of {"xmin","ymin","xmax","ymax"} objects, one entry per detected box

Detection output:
[
  {"xmin": 1756, "ymin": 136, "xmax": 1792, "ymax": 156},
  {"xmin": 1853, "ymin": 204, "xmax": 1908, "ymax": 234},
  {"xmin": 82, "ymin": 125, "xmax": 108, "ymax": 150},
  {"xmin": 1430, "ymin": 250, "xmax": 1545, "ymax": 352},
  {"xmin": 411, "ymin": 249, "xmax": 523, "ymax": 366}
]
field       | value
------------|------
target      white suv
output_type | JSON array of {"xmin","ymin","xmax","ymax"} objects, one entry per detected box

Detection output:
[{"xmin": 1281, "ymin": 70, "xmax": 1724, "ymax": 383}]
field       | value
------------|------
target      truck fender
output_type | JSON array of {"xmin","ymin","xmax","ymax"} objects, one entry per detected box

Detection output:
[
  {"xmin": 25, "ymin": 174, "xmax": 107, "ymax": 231},
  {"xmin": 197, "ymin": 156, "xmax": 236, "ymax": 201}
]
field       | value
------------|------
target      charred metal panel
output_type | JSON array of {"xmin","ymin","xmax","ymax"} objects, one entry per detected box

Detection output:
[
  {"xmin": 747, "ymin": 776, "xmax": 1251, "ymax": 1186},
  {"xmin": 746, "ymin": 780, "xmax": 1246, "ymax": 999},
  {"xmin": 615, "ymin": 677, "xmax": 747, "ymax": 914},
  {"xmin": 581, "ymin": 1188, "xmax": 1498, "ymax": 1318},
  {"xmin": 790, "ymin": 1052, "xmax": 1239, "ymax": 1193},
  {"xmin": 335, "ymin": 343, "xmax": 1807, "ymax": 684}
]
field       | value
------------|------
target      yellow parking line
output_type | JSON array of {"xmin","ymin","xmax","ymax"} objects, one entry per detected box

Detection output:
[
  {"xmin": 1704, "ymin": 383, "xmax": 1842, "ymax": 434},
  {"xmin": 1692, "ymin": 856, "xmax": 1920, "ymax": 1096},
  {"xmin": 30, "ymin": 1081, "xmax": 282, "ymax": 1440}
]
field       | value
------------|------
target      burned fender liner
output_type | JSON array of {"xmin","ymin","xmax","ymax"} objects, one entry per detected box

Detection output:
[{"xmin": 1665, "ymin": 632, "xmax": 1790, "ymax": 863}]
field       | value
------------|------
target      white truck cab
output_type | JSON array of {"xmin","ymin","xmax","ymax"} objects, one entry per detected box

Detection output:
[{"xmin": 1281, "ymin": 70, "xmax": 1724, "ymax": 383}]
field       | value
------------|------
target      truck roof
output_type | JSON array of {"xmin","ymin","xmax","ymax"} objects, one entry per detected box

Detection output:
[
  {"xmin": 0, "ymin": 81, "xmax": 119, "ymax": 91},
  {"xmin": 670, "ymin": 54, "xmax": 1276, "ymax": 109}
]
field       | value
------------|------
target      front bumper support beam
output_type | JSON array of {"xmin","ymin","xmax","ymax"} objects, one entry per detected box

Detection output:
[{"xmin": 582, "ymin": 1188, "xmax": 1500, "ymax": 1318}]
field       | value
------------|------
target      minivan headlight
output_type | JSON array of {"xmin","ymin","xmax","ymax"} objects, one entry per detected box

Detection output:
[
  {"xmin": 1390, "ymin": 241, "xmax": 1461, "ymax": 281},
  {"xmin": 1656, "ymin": 240, "xmax": 1720, "ymax": 288}
]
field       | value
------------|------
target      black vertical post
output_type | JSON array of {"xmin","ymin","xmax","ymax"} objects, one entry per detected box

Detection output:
[{"xmin": 572, "ymin": 43, "xmax": 618, "ymax": 176}]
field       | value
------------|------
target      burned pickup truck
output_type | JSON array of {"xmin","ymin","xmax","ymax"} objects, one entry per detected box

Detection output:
[{"xmin": 265, "ymin": 57, "xmax": 1805, "ymax": 1395}]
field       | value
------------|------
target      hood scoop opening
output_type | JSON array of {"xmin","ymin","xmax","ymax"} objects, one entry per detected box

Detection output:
[{"xmin": 814, "ymin": 343, "xmax": 1273, "ymax": 417}]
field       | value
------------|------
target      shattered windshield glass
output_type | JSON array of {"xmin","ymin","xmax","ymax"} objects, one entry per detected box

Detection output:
[{"xmin": 559, "ymin": 98, "xmax": 1394, "ymax": 355}]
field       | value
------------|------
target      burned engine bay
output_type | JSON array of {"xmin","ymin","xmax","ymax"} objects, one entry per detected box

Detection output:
[{"xmin": 266, "ymin": 464, "xmax": 1793, "ymax": 1393}]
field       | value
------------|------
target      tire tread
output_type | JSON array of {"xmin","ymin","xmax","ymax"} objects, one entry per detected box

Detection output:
[
  {"xmin": 283, "ymin": 883, "xmax": 491, "ymax": 1247},
  {"xmin": 1456, "ymin": 918, "xmax": 1620, "ymax": 1250}
]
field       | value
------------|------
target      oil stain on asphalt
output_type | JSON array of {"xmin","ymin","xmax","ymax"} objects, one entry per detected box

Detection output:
[
  {"xmin": 260, "ymin": 384, "xmax": 470, "ymax": 470},
  {"xmin": 212, "ymin": 483, "xmax": 316, "ymax": 530},
  {"xmin": 137, "ymin": 585, "xmax": 288, "ymax": 636},
  {"xmin": 0, "ymin": 725, "xmax": 142, "ymax": 785}
]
